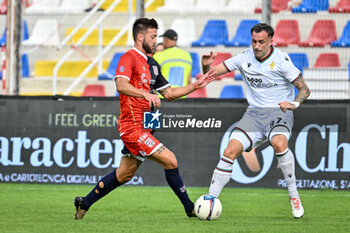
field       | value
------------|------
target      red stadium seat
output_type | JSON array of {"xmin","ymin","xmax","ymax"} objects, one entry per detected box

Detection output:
[
  {"xmin": 0, "ymin": 0, "xmax": 7, "ymax": 14},
  {"xmin": 82, "ymin": 84, "xmax": 106, "ymax": 97},
  {"xmin": 314, "ymin": 53, "xmax": 341, "ymax": 67},
  {"xmin": 187, "ymin": 87, "xmax": 207, "ymax": 98},
  {"xmin": 211, "ymin": 52, "xmax": 235, "ymax": 80},
  {"xmin": 255, "ymin": 0, "xmax": 290, "ymax": 13},
  {"xmin": 272, "ymin": 20, "xmax": 300, "ymax": 46},
  {"xmin": 299, "ymin": 20, "xmax": 337, "ymax": 47},
  {"xmin": 329, "ymin": 0, "xmax": 350, "ymax": 13}
]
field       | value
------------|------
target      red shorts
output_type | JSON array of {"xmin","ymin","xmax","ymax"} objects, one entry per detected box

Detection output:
[{"xmin": 120, "ymin": 129, "xmax": 162, "ymax": 160}]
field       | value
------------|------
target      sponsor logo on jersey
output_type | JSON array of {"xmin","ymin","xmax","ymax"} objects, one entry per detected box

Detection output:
[
  {"xmin": 152, "ymin": 65, "xmax": 159, "ymax": 76},
  {"xmin": 247, "ymin": 77, "xmax": 278, "ymax": 88}
]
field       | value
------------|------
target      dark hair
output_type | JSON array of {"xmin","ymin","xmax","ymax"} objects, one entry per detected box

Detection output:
[
  {"xmin": 251, "ymin": 23, "xmax": 274, "ymax": 38},
  {"xmin": 132, "ymin": 18, "xmax": 158, "ymax": 41}
]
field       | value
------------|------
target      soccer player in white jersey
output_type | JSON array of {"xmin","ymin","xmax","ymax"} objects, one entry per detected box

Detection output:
[{"xmin": 202, "ymin": 23, "xmax": 311, "ymax": 219}]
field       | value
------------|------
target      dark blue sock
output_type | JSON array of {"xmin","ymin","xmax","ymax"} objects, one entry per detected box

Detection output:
[
  {"xmin": 165, "ymin": 168, "xmax": 194, "ymax": 213},
  {"xmin": 82, "ymin": 169, "xmax": 121, "ymax": 210}
]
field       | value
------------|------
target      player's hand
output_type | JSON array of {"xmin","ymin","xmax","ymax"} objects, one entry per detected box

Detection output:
[
  {"xmin": 143, "ymin": 93, "xmax": 161, "ymax": 108},
  {"xmin": 201, "ymin": 51, "xmax": 217, "ymax": 67},
  {"xmin": 194, "ymin": 70, "xmax": 217, "ymax": 89},
  {"xmin": 278, "ymin": 101, "xmax": 297, "ymax": 112}
]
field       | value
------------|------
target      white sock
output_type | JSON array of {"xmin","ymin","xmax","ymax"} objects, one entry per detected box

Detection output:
[
  {"xmin": 209, "ymin": 157, "xmax": 233, "ymax": 197},
  {"xmin": 277, "ymin": 148, "xmax": 299, "ymax": 199}
]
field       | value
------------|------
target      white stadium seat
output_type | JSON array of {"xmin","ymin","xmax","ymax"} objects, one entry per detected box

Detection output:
[
  {"xmin": 22, "ymin": 19, "xmax": 60, "ymax": 46},
  {"xmin": 170, "ymin": 18, "xmax": 196, "ymax": 47},
  {"xmin": 25, "ymin": 0, "xmax": 60, "ymax": 14},
  {"xmin": 157, "ymin": 0, "xmax": 195, "ymax": 13}
]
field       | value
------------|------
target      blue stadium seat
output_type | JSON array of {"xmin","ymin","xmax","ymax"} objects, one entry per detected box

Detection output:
[
  {"xmin": 288, "ymin": 53, "xmax": 309, "ymax": 72},
  {"xmin": 21, "ymin": 54, "xmax": 30, "ymax": 78},
  {"xmin": 292, "ymin": 0, "xmax": 329, "ymax": 13},
  {"xmin": 192, "ymin": 20, "xmax": 228, "ymax": 47},
  {"xmin": 98, "ymin": 52, "xmax": 123, "ymax": 80},
  {"xmin": 219, "ymin": 85, "xmax": 244, "ymax": 99},
  {"xmin": 331, "ymin": 20, "xmax": 350, "ymax": 47},
  {"xmin": 225, "ymin": 19, "xmax": 259, "ymax": 47},
  {"xmin": 234, "ymin": 72, "xmax": 243, "ymax": 80},
  {"xmin": 190, "ymin": 52, "xmax": 200, "ymax": 77},
  {"xmin": 0, "ymin": 20, "xmax": 29, "ymax": 46}
]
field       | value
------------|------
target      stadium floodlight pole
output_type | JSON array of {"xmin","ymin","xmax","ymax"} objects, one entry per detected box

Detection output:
[
  {"xmin": 14, "ymin": 0, "xmax": 21, "ymax": 95},
  {"xmin": 136, "ymin": 0, "xmax": 144, "ymax": 18},
  {"xmin": 262, "ymin": 0, "xmax": 271, "ymax": 25},
  {"xmin": 5, "ymin": 0, "xmax": 18, "ymax": 95}
]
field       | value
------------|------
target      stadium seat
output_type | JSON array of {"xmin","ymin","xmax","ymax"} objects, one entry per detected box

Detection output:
[
  {"xmin": 288, "ymin": 53, "xmax": 309, "ymax": 72},
  {"xmin": 0, "ymin": 20, "xmax": 29, "ymax": 46},
  {"xmin": 57, "ymin": 0, "xmax": 90, "ymax": 13},
  {"xmin": 219, "ymin": 85, "xmax": 244, "ymax": 99},
  {"xmin": 314, "ymin": 53, "xmax": 341, "ymax": 67},
  {"xmin": 211, "ymin": 53, "xmax": 234, "ymax": 79},
  {"xmin": 187, "ymin": 87, "xmax": 207, "ymax": 98},
  {"xmin": 348, "ymin": 61, "xmax": 350, "ymax": 80},
  {"xmin": 170, "ymin": 18, "xmax": 196, "ymax": 47},
  {"xmin": 82, "ymin": 84, "xmax": 106, "ymax": 97},
  {"xmin": 193, "ymin": 0, "xmax": 226, "ymax": 13},
  {"xmin": 234, "ymin": 72, "xmax": 243, "ymax": 80},
  {"xmin": 98, "ymin": 52, "xmax": 123, "ymax": 80},
  {"xmin": 192, "ymin": 20, "xmax": 228, "ymax": 47},
  {"xmin": 328, "ymin": 0, "xmax": 350, "ymax": 13},
  {"xmin": 225, "ymin": 19, "xmax": 260, "ymax": 47},
  {"xmin": 223, "ymin": 0, "xmax": 259, "ymax": 13},
  {"xmin": 299, "ymin": 20, "xmax": 337, "ymax": 47},
  {"xmin": 331, "ymin": 20, "xmax": 350, "ymax": 47},
  {"xmin": 272, "ymin": 20, "xmax": 300, "ymax": 46},
  {"xmin": 22, "ymin": 19, "xmax": 60, "ymax": 46},
  {"xmin": 190, "ymin": 52, "xmax": 201, "ymax": 78},
  {"xmin": 292, "ymin": 0, "xmax": 329, "ymax": 13},
  {"xmin": 157, "ymin": 0, "xmax": 195, "ymax": 13},
  {"xmin": 0, "ymin": 0, "xmax": 7, "ymax": 14},
  {"xmin": 21, "ymin": 54, "xmax": 30, "ymax": 78},
  {"xmin": 25, "ymin": 0, "xmax": 60, "ymax": 14},
  {"xmin": 255, "ymin": 0, "xmax": 290, "ymax": 13}
]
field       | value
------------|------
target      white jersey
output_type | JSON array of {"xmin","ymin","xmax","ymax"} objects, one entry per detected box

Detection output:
[{"xmin": 224, "ymin": 47, "xmax": 301, "ymax": 108}]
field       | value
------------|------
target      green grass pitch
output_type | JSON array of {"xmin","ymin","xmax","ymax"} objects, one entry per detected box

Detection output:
[{"xmin": 0, "ymin": 183, "xmax": 349, "ymax": 233}]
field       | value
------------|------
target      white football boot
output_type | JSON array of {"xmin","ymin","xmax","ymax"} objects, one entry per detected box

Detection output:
[{"xmin": 289, "ymin": 197, "xmax": 304, "ymax": 219}]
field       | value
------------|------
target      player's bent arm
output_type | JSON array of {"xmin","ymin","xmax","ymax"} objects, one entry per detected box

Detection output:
[
  {"xmin": 116, "ymin": 76, "xmax": 147, "ymax": 98},
  {"xmin": 116, "ymin": 76, "xmax": 161, "ymax": 107},
  {"xmin": 293, "ymin": 76, "xmax": 311, "ymax": 105}
]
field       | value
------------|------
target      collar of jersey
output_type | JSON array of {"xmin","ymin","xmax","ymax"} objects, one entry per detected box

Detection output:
[
  {"xmin": 133, "ymin": 47, "xmax": 148, "ymax": 61},
  {"xmin": 256, "ymin": 46, "xmax": 274, "ymax": 63}
]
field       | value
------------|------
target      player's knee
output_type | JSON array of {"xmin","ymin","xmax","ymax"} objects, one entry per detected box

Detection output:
[
  {"xmin": 271, "ymin": 135, "xmax": 288, "ymax": 153},
  {"xmin": 223, "ymin": 147, "xmax": 240, "ymax": 160}
]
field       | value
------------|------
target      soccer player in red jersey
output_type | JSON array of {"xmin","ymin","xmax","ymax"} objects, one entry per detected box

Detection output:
[{"xmin": 74, "ymin": 18, "xmax": 216, "ymax": 219}]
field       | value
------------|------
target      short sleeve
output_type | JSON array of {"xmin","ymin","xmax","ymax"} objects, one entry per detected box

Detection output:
[
  {"xmin": 154, "ymin": 63, "xmax": 170, "ymax": 91},
  {"xmin": 115, "ymin": 53, "xmax": 134, "ymax": 81},
  {"xmin": 223, "ymin": 50, "xmax": 246, "ymax": 72},
  {"xmin": 281, "ymin": 53, "xmax": 302, "ymax": 83}
]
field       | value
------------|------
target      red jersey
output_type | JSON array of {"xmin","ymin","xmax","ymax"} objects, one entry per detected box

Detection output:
[{"xmin": 115, "ymin": 48, "xmax": 169, "ymax": 134}]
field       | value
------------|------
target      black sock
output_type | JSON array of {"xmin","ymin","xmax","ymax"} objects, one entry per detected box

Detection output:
[
  {"xmin": 165, "ymin": 168, "xmax": 194, "ymax": 213},
  {"xmin": 82, "ymin": 169, "xmax": 121, "ymax": 210}
]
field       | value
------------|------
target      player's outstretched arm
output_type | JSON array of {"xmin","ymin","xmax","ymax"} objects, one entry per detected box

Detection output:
[
  {"xmin": 279, "ymin": 76, "xmax": 311, "ymax": 112},
  {"xmin": 159, "ymin": 70, "xmax": 216, "ymax": 101},
  {"xmin": 116, "ymin": 77, "xmax": 161, "ymax": 107}
]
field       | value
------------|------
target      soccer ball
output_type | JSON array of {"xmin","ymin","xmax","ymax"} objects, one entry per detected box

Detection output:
[{"xmin": 194, "ymin": 194, "xmax": 222, "ymax": 220}]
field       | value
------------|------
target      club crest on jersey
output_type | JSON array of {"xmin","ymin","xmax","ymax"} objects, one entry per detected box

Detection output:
[
  {"xmin": 119, "ymin": 66, "xmax": 125, "ymax": 72},
  {"xmin": 152, "ymin": 66, "xmax": 159, "ymax": 76},
  {"xmin": 270, "ymin": 62, "xmax": 275, "ymax": 70}
]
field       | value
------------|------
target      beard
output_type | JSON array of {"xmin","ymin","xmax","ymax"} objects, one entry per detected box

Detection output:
[{"xmin": 142, "ymin": 40, "xmax": 153, "ymax": 54}]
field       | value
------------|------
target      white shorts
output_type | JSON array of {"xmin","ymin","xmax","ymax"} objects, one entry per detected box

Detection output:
[{"xmin": 230, "ymin": 107, "xmax": 293, "ymax": 152}]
